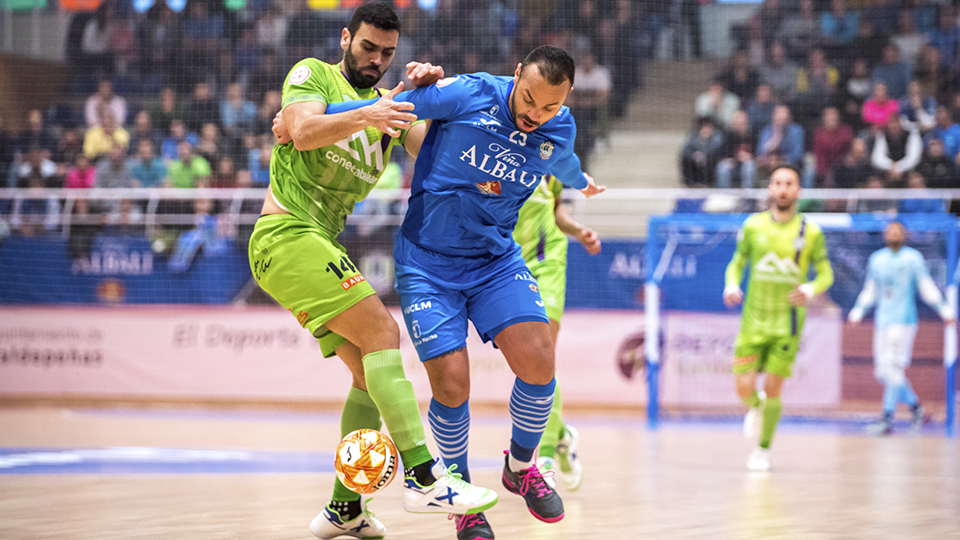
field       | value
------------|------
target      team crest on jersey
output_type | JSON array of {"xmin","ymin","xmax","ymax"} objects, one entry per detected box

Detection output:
[
  {"xmin": 529, "ymin": 283, "xmax": 539, "ymax": 293},
  {"xmin": 539, "ymin": 141, "xmax": 554, "ymax": 160},
  {"xmin": 289, "ymin": 65, "xmax": 311, "ymax": 85},
  {"xmin": 437, "ymin": 75, "xmax": 460, "ymax": 88},
  {"xmin": 475, "ymin": 181, "xmax": 502, "ymax": 195}
]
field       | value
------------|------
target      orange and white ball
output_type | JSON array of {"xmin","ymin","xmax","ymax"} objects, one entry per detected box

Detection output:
[{"xmin": 334, "ymin": 429, "xmax": 399, "ymax": 494}]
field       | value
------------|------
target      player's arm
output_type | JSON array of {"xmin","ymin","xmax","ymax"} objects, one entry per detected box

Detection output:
[
  {"xmin": 324, "ymin": 75, "xmax": 471, "ymax": 122},
  {"xmin": 402, "ymin": 120, "xmax": 432, "ymax": 158},
  {"xmin": 848, "ymin": 256, "xmax": 877, "ymax": 324},
  {"xmin": 554, "ymin": 196, "xmax": 601, "ymax": 255},
  {"xmin": 723, "ymin": 226, "xmax": 749, "ymax": 306},
  {"xmin": 914, "ymin": 253, "xmax": 956, "ymax": 322},
  {"xmin": 792, "ymin": 230, "xmax": 835, "ymax": 307}
]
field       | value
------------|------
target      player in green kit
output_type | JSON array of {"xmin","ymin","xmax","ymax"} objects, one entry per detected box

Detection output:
[
  {"xmin": 513, "ymin": 176, "xmax": 601, "ymax": 491},
  {"xmin": 251, "ymin": 4, "xmax": 497, "ymax": 539},
  {"xmin": 722, "ymin": 165, "xmax": 834, "ymax": 471}
]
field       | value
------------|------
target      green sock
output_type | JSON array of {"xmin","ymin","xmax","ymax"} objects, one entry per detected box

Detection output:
[
  {"xmin": 332, "ymin": 387, "xmax": 383, "ymax": 502},
  {"xmin": 539, "ymin": 384, "xmax": 564, "ymax": 459},
  {"xmin": 743, "ymin": 390, "xmax": 761, "ymax": 409},
  {"xmin": 759, "ymin": 395, "xmax": 782, "ymax": 449},
  {"xmin": 361, "ymin": 349, "xmax": 432, "ymax": 470}
]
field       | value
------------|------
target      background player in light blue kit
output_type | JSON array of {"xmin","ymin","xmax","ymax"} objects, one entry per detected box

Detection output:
[
  {"xmin": 848, "ymin": 222, "xmax": 956, "ymax": 435},
  {"xmin": 327, "ymin": 45, "xmax": 604, "ymax": 540}
]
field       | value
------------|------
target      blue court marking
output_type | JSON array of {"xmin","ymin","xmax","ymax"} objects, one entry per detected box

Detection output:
[{"xmin": 0, "ymin": 447, "xmax": 336, "ymax": 475}]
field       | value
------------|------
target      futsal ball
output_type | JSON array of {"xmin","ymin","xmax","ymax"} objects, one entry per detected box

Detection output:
[{"xmin": 334, "ymin": 429, "xmax": 399, "ymax": 494}]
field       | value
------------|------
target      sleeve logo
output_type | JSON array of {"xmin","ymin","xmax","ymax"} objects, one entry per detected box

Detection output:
[
  {"xmin": 289, "ymin": 65, "xmax": 312, "ymax": 85},
  {"xmin": 437, "ymin": 75, "xmax": 460, "ymax": 88}
]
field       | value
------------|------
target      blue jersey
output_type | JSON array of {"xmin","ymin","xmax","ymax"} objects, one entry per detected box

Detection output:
[
  {"xmin": 865, "ymin": 246, "xmax": 932, "ymax": 327},
  {"xmin": 326, "ymin": 73, "xmax": 588, "ymax": 257}
]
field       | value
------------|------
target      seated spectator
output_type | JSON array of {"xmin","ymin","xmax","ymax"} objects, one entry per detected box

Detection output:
[
  {"xmin": 96, "ymin": 143, "xmax": 136, "ymax": 189},
  {"xmin": 862, "ymin": 82, "xmax": 900, "ymax": 133},
  {"xmin": 83, "ymin": 108, "xmax": 130, "ymax": 160},
  {"xmin": 249, "ymin": 139, "xmax": 273, "ymax": 186},
  {"xmin": 746, "ymin": 84, "xmax": 776, "ymax": 139},
  {"xmin": 105, "ymin": 197, "xmax": 145, "ymax": 237},
  {"xmin": 871, "ymin": 116, "xmax": 922, "ymax": 185},
  {"xmin": 717, "ymin": 110, "xmax": 755, "ymax": 189},
  {"xmin": 927, "ymin": 8, "xmax": 959, "ymax": 70},
  {"xmin": 871, "ymin": 44, "xmax": 912, "ymax": 101},
  {"xmin": 813, "ymin": 107, "xmax": 853, "ymax": 185},
  {"xmin": 891, "ymin": 10, "xmax": 928, "ymax": 69},
  {"xmin": 186, "ymin": 82, "xmax": 220, "ymax": 133},
  {"xmin": 695, "ymin": 80, "xmax": 740, "ymax": 131},
  {"xmin": 914, "ymin": 45, "xmax": 950, "ymax": 99},
  {"xmin": 147, "ymin": 87, "xmax": 186, "ymax": 134},
  {"xmin": 128, "ymin": 110, "xmax": 161, "ymax": 153},
  {"xmin": 196, "ymin": 123, "xmax": 226, "ymax": 165},
  {"xmin": 166, "ymin": 141, "xmax": 211, "ymax": 188},
  {"xmin": 67, "ymin": 198, "xmax": 102, "ymax": 262},
  {"xmin": 830, "ymin": 137, "xmax": 874, "ymax": 188},
  {"xmin": 64, "ymin": 155, "xmax": 96, "ymax": 189},
  {"xmin": 16, "ymin": 147, "xmax": 58, "ymax": 188},
  {"xmin": 12, "ymin": 174, "xmax": 60, "ymax": 236},
  {"xmin": 915, "ymin": 138, "xmax": 957, "ymax": 189},
  {"xmin": 256, "ymin": 3, "xmax": 288, "ymax": 50},
  {"xmin": 254, "ymin": 89, "xmax": 282, "ymax": 136},
  {"xmin": 857, "ymin": 174, "xmax": 897, "ymax": 213},
  {"xmin": 777, "ymin": 0, "xmax": 820, "ymax": 62},
  {"xmin": 840, "ymin": 59, "xmax": 873, "ymax": 130},
  {"xmin": 160, "ymin": 119, "xmax": 198, "ymax": 162},
  {"xmin": 248, "ymin": 50, "xmax": 286, "ymax": 112},
  {"xmin": 757, "ymin": 105, "xmax": 805, "ymax": 179},
  {"xmin": 759, "ymin": 42, "xmax": 798, "ymax": 102},
  {"xmin": 85, "ymin": 79, "xmax": 127, "ymax": 128},
  {"xmin": 0, "ymin": 113, "xmax": 14, "ymax": 186},
  {"xmin": 126, "ymin": 139, "xmax": 166, "ymax": 188},
  {"xmin": 220, "ymin": 82, "xmax": 257, "ymax": 137},
  {"xmin": 569, "ymin": 50, "xmax": 611, "ymax": 173},
  {"xmin": 680, "ymin": 117, "xmax": 724, "ymax": 187},
  {"xmin": 899, "ymin": 171, "xmax": 945, "ymax": 213},
  {"xmin": 924, "ymin": 106, "xmax": 960, "ymax": 159},
  {"xmin": 899, "ymin": 80, "xmax": 936, "ymax": 132},
  {"xmin": 794, "ymin": 48, "xmax": 839, "ymax": 122},
  {"xmin": 848, "ymin": 20, "xmax": 887, "ymax": 66},
  {"xmin": 718, "ymin": 49, "xmax": 759, "ymax": 101},
  {"xmin": 906, "ymin": 0, "xmax": 938, "ymax": 35},
  {"xmin": 820, "ymin": 0, "xmax": 859, "ymax": 47},
  {"xmin": 862, "ymin": 0, "xmax": 898, "ymax": 36},
  {"xmin": 16, "ymin": 109, "xmax": 57, "ymax": 158},
  {"xmin": 53, "ymin": 129, "xmax": 84, "ymax": 176},
  {"xmin": 209, "ymin": 156, "xmax": 238, "ymax": 188}
]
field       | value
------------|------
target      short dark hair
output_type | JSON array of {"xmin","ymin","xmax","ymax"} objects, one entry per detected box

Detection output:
[
  {"xmin": 520, "ymin": 45, "xmax": 576, "ymax": 87},
  {"xmin": 771, "ymin": 164, "xmax": 801, "ymax": 180},
  {"xmin": 347, "ymin": 2, "xmax": 401, "ymax": 35}
]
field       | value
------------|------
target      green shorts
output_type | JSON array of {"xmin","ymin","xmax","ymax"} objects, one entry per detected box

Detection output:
[
  {"xmin": 527, "ymin": 258, "xmax": 566, "ymax": 323},
  {"xmin": 248, "ymin": 214, "xmax": 376, "ymax": 358},
  {"xmin": 732, "ymin": 330, "xmax": 801, "ymax": 378}
]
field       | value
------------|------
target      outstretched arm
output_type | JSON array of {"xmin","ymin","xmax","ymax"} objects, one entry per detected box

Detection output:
[{"xmin": 554, "ymin": 198, "xmax": 601, "ymax": 255}]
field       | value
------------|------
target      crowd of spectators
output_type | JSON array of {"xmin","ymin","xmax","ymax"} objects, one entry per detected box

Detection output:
[{"xmin": 681, "ymin": 0, "xmax": 960, "ymax": 213}]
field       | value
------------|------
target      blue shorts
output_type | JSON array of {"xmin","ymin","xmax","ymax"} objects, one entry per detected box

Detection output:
[{"xmin": 394, "ymin": 234, "xmax": 549, "ymax": 362}]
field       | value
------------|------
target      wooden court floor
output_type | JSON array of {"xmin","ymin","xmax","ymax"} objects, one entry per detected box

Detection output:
[{"xmin": 1, "ymin": 406, "xmax": 958, "ymax": 540}]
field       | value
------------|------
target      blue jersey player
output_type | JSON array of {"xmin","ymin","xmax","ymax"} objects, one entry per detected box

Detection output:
[
  {"xmin": 848, "ymin": 222, "xmax": 955, "ymax": 435},
  {"xmin": 325, "ymin": 45, "xmax": 605, "ymax": 540}
]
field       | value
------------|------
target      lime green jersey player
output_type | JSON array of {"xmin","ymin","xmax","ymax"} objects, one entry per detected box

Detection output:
[
  {"xmin": 723, "ymin": 166, "xmax": 834, "ymax": 471},
  {"xmin": 512, "ymin": 175, "xmax": 601, "ymax": 492},
  {"xmin": 250, "ymin": 5, "xmax": 498, "ymax": 535}
]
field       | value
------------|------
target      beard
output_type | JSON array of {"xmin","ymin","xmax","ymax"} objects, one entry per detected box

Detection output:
[
  {"xmin": 509, "ymin": 89, "xmax": 540, "ymax": 132},
  {"xmin": 343, "ymin": 43, "xmax": 383, "ymax": 89},
  {"xmin": 774, "ymin": 198, "xmax": 795, "ymax": 212},
  {"xmin": 887, "ymin": 240, "xmax": 904, "ymax": 250}
]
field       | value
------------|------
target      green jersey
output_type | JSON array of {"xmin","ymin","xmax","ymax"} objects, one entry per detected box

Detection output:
[
  {"xmin": 514, "ymin": 177, "xmax": 567, "ymax": 265},
  {"xmin": 725, "ymin": 212, "xmax": 834, "ymax": 337},
  {"xmin": 270, "ymin": 58, "xmax": 410, "ymax": 239}
]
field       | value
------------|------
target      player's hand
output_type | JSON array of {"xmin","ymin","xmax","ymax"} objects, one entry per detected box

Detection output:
[
  {"xmin": 577, "ymin": 227, "xmax": 602, "ymax": 255},
  {"xmin": 363, "ymin": 82, "xmax": 417, "ymax": 138},
  {"xmin": 788, "ymin": 286, "xmax": 809, "ymax": 307},
  {"xmin": 723, "ymin": 286, "xmax": 743, "ymax": 307},
  {"xmin": 272, "ymin": 111, "xmax": 292, "ymax": 145},
  {"xmin": 579, "ymin": 173, "xmax": 606, "ymax": 198},
  {"xmin": 406, "ymin": 61, "xmax": 445, "ymax": 88}
]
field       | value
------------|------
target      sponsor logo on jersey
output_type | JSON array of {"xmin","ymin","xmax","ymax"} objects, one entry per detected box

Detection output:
[
  {"xmin": 459, "ymin": 143, "xmax": 542, "ymax": 188},
  {"xmin": 437, "ymin": 75, "xmax": 460, "ymax": 88},
  {"xmin": 753, "ymin": 252, "xmax": 801, "ymax": 283},
  {"xmin": 539, "ymin": 141, "xmax": 554, "ymax": 160},
  {"xmin": 514, "ymin": 271, "xmax": 535, "ymax": 282},
  {"xmin": 403, "ymin": 301, "xmax": 432, "ymax": 314},
  {"xmin": 475, "ymin": 180, "xmax": 501, "ymax": 195},
  {"xmin": 733, "ymin": 355, "xmax": 757, "ymax": 366},
  {"xmin": 341, "ymin": 275, "xmax": 367, "ymax": 290},
  {"xmin": 289, "ymin": 65, "xmax": 311, "ymax": 85},
  {"xmin": 490, "ymin": 105, "xmax": 499, "ymax": 116},
  {"xmin": 529, "ymin": 283, "xmax": 539, "ymax": 293}
]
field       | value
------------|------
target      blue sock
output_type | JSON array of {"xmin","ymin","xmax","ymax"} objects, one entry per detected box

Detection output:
[
  {"xmin": 882, "ymin": 381, "xmax": 898, "ymax": 416},
  {"xmin": 898, "ymin": 382, "xmax": 919, "ymax": 407},
  {"xmin": 427, "ymin": 398, "xmax": 471, "ymax": 482},
  {"xmin": 509, "ymin": 377, "xmax": 556, "ymax": 463}
]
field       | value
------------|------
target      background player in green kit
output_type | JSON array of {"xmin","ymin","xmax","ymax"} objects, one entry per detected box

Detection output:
[
  {"xmin": 722, "ymin": 166, "xmax": 834, "ymax": 471},
  {"xmin": 513, "ymin": 176, "xmax": 601, "ymax": 492},
  {"xmin": 252, "ymin": 4, "xmax": 497, "ymax": 539}
]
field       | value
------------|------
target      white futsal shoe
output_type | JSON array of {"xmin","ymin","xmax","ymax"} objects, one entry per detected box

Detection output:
[
  {"xmin": 310, "ymin": 497, "xmax": 385, "ymax": 540},
  {"xmin": 403, "ymin": 461, "xmax": 499, "ymax": 515},
  {"xmin": 556, "ymin": 424, "xmax": 584, "ymax": 491},
  {"xmin": 536, "ymin": 456, "xmax": 559, "ymax": 490},
  {"xmin": 746, "ymin": 447, "xmax": 771, "ymax": 471}
]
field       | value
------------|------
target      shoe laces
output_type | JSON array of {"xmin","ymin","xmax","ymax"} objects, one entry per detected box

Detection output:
[
  {"xmin": 440, "ymin": 463, "xmax": 471, "ymax": 491},
  {"xmin": 361, "ymin": 497, "xmax": 376, "ymax": 519},
  {"xmin": 517, "ymin": 464, "xmax": 554, "ymax": 498},
  {"xmin": 449, "ymin": 513, "xmax": 486, "ymax": 531}
]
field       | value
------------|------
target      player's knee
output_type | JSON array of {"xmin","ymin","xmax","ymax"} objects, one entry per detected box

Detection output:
[
  {"xmin": 514, "ymin": 346, "xmax": 555, "ymax": 385},
  {"xmin": 432, "ymin": 378, "xmax": 469, "ymax": 408},
  {"xmin": 360, "ymin": 315, "xmax": 401, "ymax": 352}
]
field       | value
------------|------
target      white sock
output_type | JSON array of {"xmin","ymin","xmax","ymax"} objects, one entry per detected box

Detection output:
[{"xmin": 509, "ymin": 453, "xmax": 533, "ymax": 473}]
